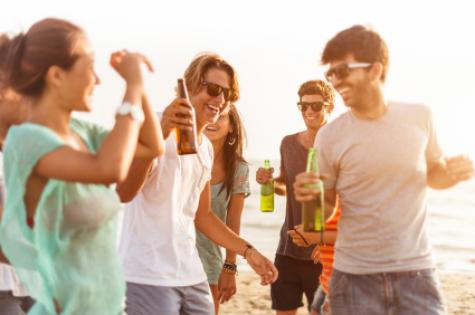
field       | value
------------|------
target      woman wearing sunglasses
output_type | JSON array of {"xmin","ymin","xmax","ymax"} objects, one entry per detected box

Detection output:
[
  {"xmin": 0, "ymin": 18, "xmax": 164, "ymax": 314},
  {"xmin": 256, "ymin": 80, "xmax": 334, "ymax": 315},
  {"xmin": 118, "ymin": 53, "xmax": 278, "ymax": 315}
]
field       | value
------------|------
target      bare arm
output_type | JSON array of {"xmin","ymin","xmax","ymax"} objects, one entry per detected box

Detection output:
[
  {"xmin": 427, "ymin": 155, "xmax": 473, "ymax": 189},
  {"xmin": 288, "ymin": 225, "xmax": 338, "ymax": 247},
  {"xmin": 36, "ymin": 86, "xmax": 142, "ymax": 184},
  {"xmin": 35, "ymin": 52, "xmax": 151, "ymax": 184},
  {"xmin": 256, "ymin": 166, "xmax": 286, "ymax": 196},
  {"xmin": 116, "ymin": 158, "xmax": 154, "ymax": 202},
  {"xmin": 195, "ymin": 182, "xmax": 278, "ymax": 285},
  {"xmin": 224, "ymin": 193, "xmax": 246, "ymax": 264},
  {"xmin": 133, "ymin": 94, "xmax": 165, "ymax": 159}
]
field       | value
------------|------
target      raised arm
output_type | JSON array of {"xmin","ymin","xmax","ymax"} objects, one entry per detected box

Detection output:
[
  {"xmin": 35, "ymin": 52, "xmax": 151, "ymax": 184},
  {"xmin": 116, "ymin": 96, "xmax": 195, "ymax": 202}
]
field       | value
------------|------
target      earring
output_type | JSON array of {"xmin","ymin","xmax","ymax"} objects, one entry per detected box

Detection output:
[{"xmin": 228, "ymin": 136, "xmax": 236, "ymax": 146}]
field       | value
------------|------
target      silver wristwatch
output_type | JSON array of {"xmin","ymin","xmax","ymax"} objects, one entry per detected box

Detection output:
[{"xmin": 116, "ymin": 102, "xmax": 145, "ymax": 123}]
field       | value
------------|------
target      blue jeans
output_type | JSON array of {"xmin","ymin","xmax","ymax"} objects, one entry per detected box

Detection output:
[{"xmin": 329, "ymin": 269, "xmax": 446, "ymax": 315}]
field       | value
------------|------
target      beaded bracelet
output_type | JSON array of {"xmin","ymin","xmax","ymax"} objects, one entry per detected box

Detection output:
[{"xmin": 222, "ymin": 261, "xmax": 237, "ymax": 275}]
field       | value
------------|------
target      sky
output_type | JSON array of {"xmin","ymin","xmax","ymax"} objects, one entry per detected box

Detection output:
[{"xmin": 2, "ymin": 0, "xmax": 474, "ymax": 160}]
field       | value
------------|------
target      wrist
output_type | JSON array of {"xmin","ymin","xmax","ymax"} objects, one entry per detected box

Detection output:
[
  {"xmin": 222, "ymin": 261, "xmax": 237, "ymax": 275},
  {"xmin": 242, "ymin": 243, "xmax": 255, "ymax": 260}
]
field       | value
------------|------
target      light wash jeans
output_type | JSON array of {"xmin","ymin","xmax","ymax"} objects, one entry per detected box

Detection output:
[{"xmin": 329, "ymin": 268, "xmax": 446, "ymax": 315}]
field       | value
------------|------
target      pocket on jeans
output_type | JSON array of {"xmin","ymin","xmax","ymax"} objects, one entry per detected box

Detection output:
[
  {"xmin": 415, "ymin": 269, "xmax": 443, "ymax": 301},
  {"xmin": 329, "ymin": 269, "xmax": 348, "ymax": 298}
]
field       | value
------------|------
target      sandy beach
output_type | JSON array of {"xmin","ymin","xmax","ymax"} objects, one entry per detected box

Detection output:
[{"xmin": 220, "ymin": 272, "xmax": 475, "ymax": 315}]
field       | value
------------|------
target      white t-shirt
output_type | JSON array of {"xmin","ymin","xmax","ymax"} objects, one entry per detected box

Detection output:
[
  {"xmin": 315, "ymin": 102, "xmax": 443, "ymax": 274},
  {"xmin": 0, "ymin": 156, "xmax": 29, "ymax": 296},
  {"xmin": 119, "ymin": 130, "xmax": 213, "ymax": 287}
]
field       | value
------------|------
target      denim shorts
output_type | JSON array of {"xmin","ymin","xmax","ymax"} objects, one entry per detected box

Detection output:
[{"xmin": 329, "ymin": 268, "xmax": 447, "ymax": 315}]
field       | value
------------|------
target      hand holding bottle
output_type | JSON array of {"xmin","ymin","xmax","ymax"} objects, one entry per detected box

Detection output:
[
  {"xmin": 160, "ymin": 98, "xmax": 194, "ymax": 139},
  {"xmin": 293, "ymin": 171, "xmax": 323, "ymax": 203},
  {"xmin": 256, "ymin": 166, "xmax": 274, "ymax": 185}
]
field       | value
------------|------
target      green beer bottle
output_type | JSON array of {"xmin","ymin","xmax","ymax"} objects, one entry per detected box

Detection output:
[
  {"xmin": 260, "ymin": 160, "xmax": 274, "ymax": 212},
  {"xmin": 302, "ymin": 148, "xmax": 325, "ymax": 232}
]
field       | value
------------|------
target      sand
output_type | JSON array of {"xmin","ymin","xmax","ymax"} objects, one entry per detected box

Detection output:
[{"xmin": 219, "ymin": 272, "xmax": 475, "ymax": 315}]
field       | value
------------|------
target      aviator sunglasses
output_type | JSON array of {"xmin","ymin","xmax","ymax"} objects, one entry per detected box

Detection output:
[
  {"xmin": 202, "ymin": 80, "xmax": 231, "ymax": 101},
  {"xmin": 324, "ymin": 62, "xmax": 372, "ymax": 82},
  {"xmin": 297, "ymin": 101, "xmax": 328, "ymax": 112}
]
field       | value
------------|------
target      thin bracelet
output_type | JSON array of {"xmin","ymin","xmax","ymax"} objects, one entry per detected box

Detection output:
[{"xmin": 243, "ymin": 244, "xmax": 254, "ymax": 259}]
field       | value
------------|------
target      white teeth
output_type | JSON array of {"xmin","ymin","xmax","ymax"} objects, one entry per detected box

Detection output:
[
  {"xmin": 339, "ymin": 88, "xmax": 350, "ymax": 94},
  {"xmin": 206, "ymin": 126, "xmax": 218, "ymax": 131},
  {"xmin": 206, "ymin": 104, "xmax": 219, "ymax": 112}
]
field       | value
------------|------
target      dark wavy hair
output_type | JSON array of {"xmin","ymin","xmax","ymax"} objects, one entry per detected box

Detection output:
[
  {"xmin": 0, "ymin": 18, "xmax": 84, "ymax": 97},
  {"xmin": 298, "ymin": 80, "xmax": 335, "ymax": 104},
  {"xmin": 220, "ymin": 104, "xmax": 247, "ymax": 198},
  {"xmin": 321, "ymin": 25, "xmax": 389, "ymax": 82}
]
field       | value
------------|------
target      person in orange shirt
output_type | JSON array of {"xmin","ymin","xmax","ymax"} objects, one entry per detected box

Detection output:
[{"xmin": 288, "ymin": 206, "xmax": 341, "ymax": 315}]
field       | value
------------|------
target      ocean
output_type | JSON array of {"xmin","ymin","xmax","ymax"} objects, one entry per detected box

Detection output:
[{"xmin": 238, "ymin": 160, "xmax": 475, "ymax": 274}]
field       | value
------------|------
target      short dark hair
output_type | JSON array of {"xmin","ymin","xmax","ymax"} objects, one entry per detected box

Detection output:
[
  {"xmin": 298, "ymin": 80, "xmax": 335, "ymax": 104},
  {"xmin": 321, "ymin": 25, "xmax": 389, "ymax": 82}
]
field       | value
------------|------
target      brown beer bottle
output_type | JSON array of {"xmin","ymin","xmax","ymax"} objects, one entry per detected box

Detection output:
[{"xmin": 175, "ymin": 78, "xmax": 198, "ymax": 155}]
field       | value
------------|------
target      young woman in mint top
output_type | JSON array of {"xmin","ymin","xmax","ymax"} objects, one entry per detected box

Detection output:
[
  {"xmin": 196, "ymin": 104, "xmax": 250, "ymax": 314},
  {"xmin": 0, "ymin": 18, "xmax": 164, "ymax": 315}
]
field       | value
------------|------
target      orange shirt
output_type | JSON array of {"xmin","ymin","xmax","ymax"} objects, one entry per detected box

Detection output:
[{"xmin": 318, "ymin": 207, "xmax": 341, "ymax": 294}]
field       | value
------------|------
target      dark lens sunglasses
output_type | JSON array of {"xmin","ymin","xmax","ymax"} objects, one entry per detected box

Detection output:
[
  {"xmin": 297, "ymin": 101, "xmax": 328, "ymax": 112},
  {"xmin": 202, "ymin": 80, "xmax": 231, "ymax": 101},
  {"xmin": 324, "ymin": 62, "xmax": 371, "ymax": 82}
]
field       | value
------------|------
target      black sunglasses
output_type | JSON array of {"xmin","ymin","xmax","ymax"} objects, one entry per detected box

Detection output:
[
  {"xmin": 325, "ymin": 62, "xmax": 371, "ymax": 82},
  {"xmin": 297, "ymin": 101, "xmax": 328, "ymax": 112},
  {"xmin": 202, "ymin": 80, "xmax": 231, "ymax": 101}
]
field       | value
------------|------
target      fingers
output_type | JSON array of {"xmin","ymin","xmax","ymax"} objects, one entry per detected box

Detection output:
[
  {"xmin": 311, "ymin": 246, "xmax": 321, "ymax": 263},
  {"xmin": 287, "ymin": 229, "xmax": 307, "ymax": 247},
  {"xmin": 446, "ymin": 155, "xmax": 474, "ymax": 181},
  {"xmin": 136, "ymin": 53, "xmax": 155, "ymax": 73},
  {"xmin": 162, "ymin": 99, "xmax": 194, "ymax": 131},
  {"xmin": 293, "ymin": 171, "xmax": 322, "ymax": 202},
  {"xmin": 256, "ymin": 167, "xmax": 274, "ymax": 184},
  {"xmin": 218, "ymin": 287, "xmax": 236, "ymax": 304}
]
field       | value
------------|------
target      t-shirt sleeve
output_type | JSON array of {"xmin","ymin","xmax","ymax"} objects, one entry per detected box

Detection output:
[
  {"xmin": 3, "ymin": 124, "xmax": 65, "ymax": 182},
  {"xmin": 70, "ymin": 118, "xmax": 110, "ymax": 152},
  {"xmin": 424, "ymin": 107, "xmax": 443, "ymax": 163},
  {"xmin": 315, "ymin": 128, "xmax": 337, "ymax": 190},
  {"xmin": 231, "ymin": 162, "xmax": 250, "ymax": 197}
]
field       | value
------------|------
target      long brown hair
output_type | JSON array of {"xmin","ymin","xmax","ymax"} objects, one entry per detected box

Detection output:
[
  {"xmin": 0, "ymin": 18, "xmax": 84, "ymax": 97},
  {"xmin": 220, "ymin": 104, "xmax": 247, "ymax": 198}
]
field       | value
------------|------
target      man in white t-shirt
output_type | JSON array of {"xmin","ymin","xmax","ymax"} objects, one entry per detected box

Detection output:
[
  {"xmin": 117, "ymin": 53, "xmax": 278, "ymax": 315},
  {"xmin": 294, "ymin": 25, "xmax": 473, "ymax": 315}
]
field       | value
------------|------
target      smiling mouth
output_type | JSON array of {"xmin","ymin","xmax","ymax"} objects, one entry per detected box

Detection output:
[
  {"xmin": 206, "ymin": 103, "xmax": 219, "ymax": 114},
  {"xmin": 206, "ymin": 125, "xmax": 219, "ymax": 132}
]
